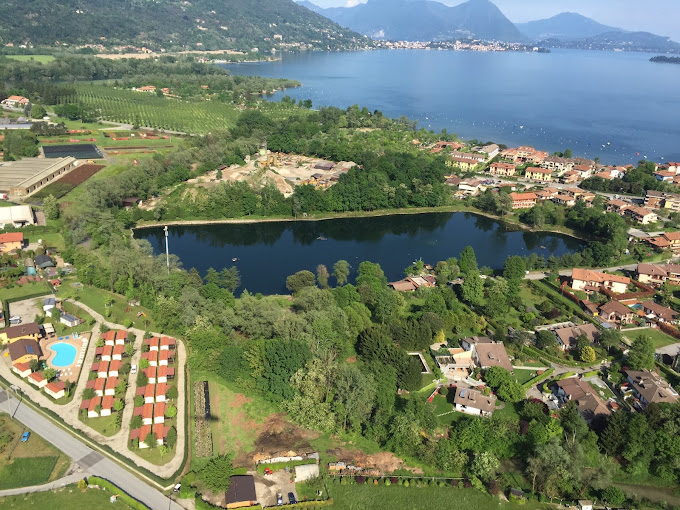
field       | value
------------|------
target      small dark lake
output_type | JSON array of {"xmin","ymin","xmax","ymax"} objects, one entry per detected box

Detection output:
[{"xmin": 138, "ymin": 212, "xmax": 584, "ymax": 295}]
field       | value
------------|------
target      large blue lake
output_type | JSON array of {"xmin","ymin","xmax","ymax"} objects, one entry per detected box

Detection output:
[
  {"xmin": 225, "ymin": 49, "xmax": 680, "ymax": 164},
  {"xmin": 139, "ymin": 213, "xmax": 583, "ymax": 295}
]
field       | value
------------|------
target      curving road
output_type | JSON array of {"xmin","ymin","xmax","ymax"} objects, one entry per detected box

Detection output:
[{"xmin": 0, "ymin": 389, "xmax": 182, "ymax": 510}]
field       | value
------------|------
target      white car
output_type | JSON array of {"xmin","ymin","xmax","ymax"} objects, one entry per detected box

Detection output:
[
  {"xmin": 9, "ymin": 316, "xmax": 20, "ymax": 321},
  {"xmin": 131, "ymin": 364, "xmax": 137, "ymax": 374}
]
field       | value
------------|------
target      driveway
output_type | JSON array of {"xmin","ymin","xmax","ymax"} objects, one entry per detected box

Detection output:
[
  {"xmin": 7, "ymin": 296, "xmax": 52, "ymax": 324},
  {"xmin": 0, "ymin": 389, "xmax": 182, "ymax": 510},
  {"xmin": 254, "ymin": 470, "xmax": 296, "ymax": 507}
]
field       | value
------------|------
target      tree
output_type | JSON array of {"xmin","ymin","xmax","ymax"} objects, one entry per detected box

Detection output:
[
  {"xmin": 599, "ymin": 329, "xmax": 622, "ymax": 352},
  {"xmin": 43, "ymin": 195, "xmax": 59, "ymax": 220},
  {"xmin": 50, "ymin": 306, "xmax": 61, "ymax": 322},
  {"xmin": 125, "ymin": 343, "xmax": 135, "ymax": 357},
  {"xmin": 459, "ymin": 246, "xmax": 478, "ymax": 274},
  {"xmin": 316, "ymin": 264, "xmax": 330, "ymax": 288},
  {"xmin": 166, "ymin": 427, "xmax": 177, "ymax": 448},
  {"xmin": 483, "ymin": 367, "xmax": 513, "ymax": 389},
  {"xmin": 134, "ymin": 395, "xmax": 144, "ymax": 407},
  {"xmin": 535, "ymin": 330, "xmax": 556, "ymax": 350},
  {"xmin": 113, "ymin": 399, "xmax": 125, "ymax": 412},
  {"xmin": 139, "ymin": 358, "xmax": 150, "ymax": 369},
  {"xmin": 469, "ymin": 451, "xmax": 500, "ymax": 482},
  {"xmin": 580, "ymin": 345, "xmax": 597, "ymax": 363},
  {"xmin": 497, "ymin": 381, "xmax": 524, "ymax": 403},
  {"xmin": 627, "ymin": 334, "xmax": 655, "ymax": 370},
  {"xmin": 286, "ymin": 270, "xmax": 316, "ymax": 294},
  {"xmin": 601, "ymin": 486, "xmax": 625, "ymax": 506},
  {"xmin": 461, "ymin": 270, "xmax": 483, "ymax": 305},
  {"xmin": 166, "ymin": 405, "xmax": 178, "ymax": 418},
  {"xmin": 496, "ymin": 194, "xmax": 513, "ymax": 217},
  {"xmin": 167, "ymin": 385, "xmax": 179, "ymax": 400},
  {"xmin": 333, "ymin": 260, "xmax": 350, "ymax": 286},
  {"xmin": 199, "ymin": 454, "xmax": 234, "ymax": 492},
  {"xmin": 43, "ymin": 368, "xmax": 56, "ymax": 381},
  {"xmin": 158, "ymin": 444, "xmax": 169, "ymax": 460},
  {"xmin": 144, "ymin": 431, "xmax": 158, "ymax": 449},
  {"xmin": 83, "ymin": 388, "xmax": 95, "ymax": 400}
]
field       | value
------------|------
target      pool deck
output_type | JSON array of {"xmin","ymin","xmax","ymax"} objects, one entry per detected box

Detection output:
[{"xmin": 42, "ymin": 332, "xmax": 91, "ymax": 383}]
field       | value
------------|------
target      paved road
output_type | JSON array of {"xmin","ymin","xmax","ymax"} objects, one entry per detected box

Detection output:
[{"xmin": 0, "ymin": 389, "xmax": 182, "ymax": 510}]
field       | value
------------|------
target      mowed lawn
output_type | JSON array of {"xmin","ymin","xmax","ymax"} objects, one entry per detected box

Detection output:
[
  {"xmin": 1, "ymin": 281, "xmax": 53, "ymax": 301},
  {"xmin": 325, "ymin": 484, "xmax": 550, "ymax": 510},
  {"xmin": 626, "ymin": 327, "xmax": 678, "ymax": 349},
  {"xmin": 4, "ymin": 55, "xmax": 55, "ymax": 63},
  {"xmin": 0, "ymin": 484, "xmax": 133, "ymax": 509},
  {"xmin": 0, "ymin": 414, "xmax": 70, "ymax": 490}
]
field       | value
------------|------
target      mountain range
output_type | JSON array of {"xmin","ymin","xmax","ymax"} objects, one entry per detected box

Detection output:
[
  {"xmin": 0, "ymin": 0, "xmax": 370, "ymax": 52},
  {"xmin": 298, "ymin": 0, "xmax": 680, "ymax": 52}
]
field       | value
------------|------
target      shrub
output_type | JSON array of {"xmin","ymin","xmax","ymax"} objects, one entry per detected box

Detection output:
[
  {"xmin": 355, "ymin": 476, "xmax": 365, "ymax": 485},
  {"xmin": 439, "ymin": 386, "xmax": 448, "ymax": 396},
  {"xmin": 390, "ymin": 477, "xmax": 398, "ymax": 485},
  {"xmin": 403, "ymin": 480, "xmax": 409, "ymax": 487}
]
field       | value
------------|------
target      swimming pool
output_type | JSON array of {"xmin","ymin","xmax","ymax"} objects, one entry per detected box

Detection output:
[{"xmin": 50, "ymin": 342, "xmax": 77, "ymax": 367}]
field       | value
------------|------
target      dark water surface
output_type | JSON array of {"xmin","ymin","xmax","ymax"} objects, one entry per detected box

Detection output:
[
  {"xmin": 224, "ymin": 49, "xmax": 680, "ymax": 164},
  {"xmin": 139, "ymin": 213, "xmax": 583, "ymax": 294}
]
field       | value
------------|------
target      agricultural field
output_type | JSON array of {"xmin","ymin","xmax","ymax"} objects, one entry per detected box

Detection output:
[
  {"xmin": 31, "ymin": 164, "xmax": 105, "ymax": 200},
  {"xmin": 4, "ymin": 54, "xmax": 55, "ymax": 63},
  {"xmin": 74, "ymin": 85, "xmax": 240, "ymax": 134},
  {"xmin": 0, "ymin": 414, "xmax": 70, "ymax": 490}
]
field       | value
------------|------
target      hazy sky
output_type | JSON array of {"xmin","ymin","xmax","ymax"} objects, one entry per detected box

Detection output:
[{"xmin": 309, "ymin": 0, "xmax": 679, "ymax": 40}]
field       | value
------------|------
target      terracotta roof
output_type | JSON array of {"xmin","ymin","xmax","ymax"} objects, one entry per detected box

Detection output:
[
  {"xmin": 105, "ymin": 377, "xmax": 119, "ymax": 391},
  {"xmin": 156, "ymin": 383, "xmax": 167, "ymax": 396},
  {"xmin": 142, "ymin": 403, "xmax": 154, "ymax": 419},
  {"xmin": 526, "ymin": 167, "xmax": 552, "ymax": 174},
  {"xmin": 144, "ymin": 384, "xmax": 155, "ymax": 399},
  {"xmin": 154, "ymin": 402, "xmax": 166, "ymax": 418},
  {"xmin": 45, "ymin": 381, "xmax": 65, "ymax": 393},
  {"xmin": 12, "ymin": 362, "xmax": 31, "ymax": 373},
  {"xmin": 510, "ymin": 192, "xmax": 538, "ymax": 201},
  {"xmin": 637, "ymin": 263, "xmax": 667, "ymax": 277},
  {"xmin": 571, "ymin": 268, "xmax": 630, "ymax": 285},
  {"xmin": 599, "ymin": 300, "xmax": 632, "ymax": 317},
  {"xmin": 0, "ymin": 232, "xmax": 24, "ymax": 243},
  {"xmin": 28, "ymin": 371, "xmax": 45, "ymax": 383},
  {"xmin": 101, "ymin": 395, "xmax": 114, "ymax": 410}
]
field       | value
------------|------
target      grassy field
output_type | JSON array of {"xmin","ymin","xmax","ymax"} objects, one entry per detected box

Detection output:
[
  {"xmin": 624, "ymin": 327, "xmax": 678, "ymax": 349},
  {"xmin": 0, "ymin": 484, "xmax": 134, "ymax": 509},
  {"xmin": 4, "ymin": 55, "xmax": 55, "ymax": 63},
  {"xmin": 1, "ymin": 281, "xmax": 53, "ymax": 301},
  {"xmin": 0, "ymin": 414, "xmax": 70, "ymax": 490},
  {"xmin": 79, "ymin": 414, "xmax": 120, "ymax": 437},
  {"xmin": 58, "ymin": 282, "xmax": 157, "ymax": 331},
  {"xmin": 323, "ymin": 484, "xmax": 550, "ymax": 510}
]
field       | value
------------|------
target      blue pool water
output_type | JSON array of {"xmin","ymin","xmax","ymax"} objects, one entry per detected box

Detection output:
[{"xmin": 50, "ymin": 343, "xmax": 77, "ymax": 367}]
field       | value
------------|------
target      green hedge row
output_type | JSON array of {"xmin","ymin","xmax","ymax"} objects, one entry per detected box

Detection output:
[
  {"xmin": 87, "ymin": 476, "xmax": 149, "ymax": 510},
  {"xmin": 528, "ymin": 280, "xmax": 598, "ymax": 326},
  {"xmin": 520, "ymin": 368, "xmax": 554, "ymax": 391},
  {"xmin": 522, "ymin": 345, "xmax": 591, "ymax": 368}
]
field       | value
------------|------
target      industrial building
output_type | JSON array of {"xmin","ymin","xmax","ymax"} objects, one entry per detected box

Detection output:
[
  {"xmin": 0, "ymin": 205, "xmax": 35, "ymax": 228},
  {"xmin": 0, "ymin": 157, "xmax": 78, "ymax": 196}
]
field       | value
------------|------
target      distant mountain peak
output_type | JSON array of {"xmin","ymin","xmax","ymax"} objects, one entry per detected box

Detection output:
[{"xmin": 516, "ymin": 11, "xmax": 622, "ymax": 41}]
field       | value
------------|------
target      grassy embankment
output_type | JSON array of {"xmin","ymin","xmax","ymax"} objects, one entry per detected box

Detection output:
[{"xmin": 0, "ymin": 484, "xmax": 134, "ymax": 509}]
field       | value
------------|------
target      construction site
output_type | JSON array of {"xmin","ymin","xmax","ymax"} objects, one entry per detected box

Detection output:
[{"xmin": 186, "ymin": 147, "xmax": 357, "ymax": 197}]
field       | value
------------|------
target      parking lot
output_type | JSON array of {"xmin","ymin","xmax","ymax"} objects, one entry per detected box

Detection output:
[
  {"xmin": 8, "ymin": 296, "xmax": 52, "ymax": 325},
  {"xmin": 253, "ymin": 470, "xmax": 297, "ymax": 507}
]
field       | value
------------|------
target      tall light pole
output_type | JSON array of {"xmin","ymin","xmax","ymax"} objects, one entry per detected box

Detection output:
[{"xmin": 164, "ymin": 225, "xmax": 170, "ymax": 275}]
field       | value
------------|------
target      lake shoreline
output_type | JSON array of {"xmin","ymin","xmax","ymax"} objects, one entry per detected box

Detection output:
[{"xmin": 132, "ymin": 206, "xmax": 588, "ymax": 241}]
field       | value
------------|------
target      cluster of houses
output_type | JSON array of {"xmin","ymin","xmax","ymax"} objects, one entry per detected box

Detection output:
[
  {"xmin": 130, "ymin": 336, "xmax": 177, "ymax": 448},
  {"xmin": 607, "ymin": 198, "xmax": 658, "ymax": 225},
  {"xmin": 82, "ymin": 330, "xmax": 129, "ymax": 418},
  {"xmin": 4, "ymin": 322, "xmax": 68, "ymax": 399},
  {"xmin": 507, "ymin": 186, "xmax": 596, "ymax": 211},
  {"xmin": 431, "ymin": 336, "xmax": 514, "ymax": 417},
  {"xmin": 1, "ymin": 95, "xmax": 30, "ymax": 108}
]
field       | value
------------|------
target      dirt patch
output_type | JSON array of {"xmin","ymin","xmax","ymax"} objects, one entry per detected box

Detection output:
[
  {"xmin": 326, "ymin": 447, "xmax": 423, "ymax": 475},
  {"xmin": 229, "ymin": 393, "xmax": 252, "ymax": 408},
  {"xmin": 251, "ymin": 414, "xmax": 318, "ymax": 462}
]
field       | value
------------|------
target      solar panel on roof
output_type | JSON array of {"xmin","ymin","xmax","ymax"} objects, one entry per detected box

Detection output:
[
  {"xmin": 460, "ymin": 389, "xmax": 467, "ymax": 397},
  {"xmin": 26, "ymin": 345, "xmax": 34, "ymax": 354}
]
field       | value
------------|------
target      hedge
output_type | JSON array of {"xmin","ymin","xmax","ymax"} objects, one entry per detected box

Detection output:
[
  {"xmin": 655, "ymin": 362, "xmax": 680, "ymax": 386},
  {"xmin": 522, "ymin": 345, "xmax": 592, "ymax": 368},
  {"xmin": 581, "ymin": 370, "xmax": 600, "ymax": 378},
  {"xmin": 520, "ymin": 368, "xmax": 555, "ymax": 391},
  {"xmin": 257, "ymin": 459, "xmax": 313, "ymax": 475},
  {"xmin": 87, "ymin": 476, "xmax": 150, "ymax": 510},
  {"xmin": 528, "ymin": 280, "xmax": 598, "ymax": 326}
]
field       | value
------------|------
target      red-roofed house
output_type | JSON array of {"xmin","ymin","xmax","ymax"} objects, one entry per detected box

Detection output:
[
  {"xmin": 97, "ymin": 361, "xmax": 109, "ymax": 379},
  {"xmin": 509, "ymin": 192, "xmax": 538, "ymax": 210},
  {"xmin": 571, "ymin": 268, "xmax": 630, "ymax": 294},
  {"xmin": 144, "ymin": 384, "xmax": 155, "ymax": 404},
  {"xmin": 28, "ymin": 371, "xmax": 46, "ymax": 388},
  {"xmin": 159, "ymin": 350, "xmax": 173, "ymax": 366},
  {"xmin": 12, "ymin": 362, "xmax": 31, "ymax": 379},
  {"xmin": 105, "ymin": 377, "xmax": 119, "ymax": 396},
  {"xmin": 101, "ymin": 395, "xmax": 114, "ymax": 417},
  {"xmin": 112, "ymin": 345, "xmax": 124, "ymax": 361},
  {"xmin": 143, "ymin": 351, "xmax": 158, "ymax": 367},
  {"xmin": 2, "ymin": 95, "xmax": 30, "ymax": 107},
  {"xmin": 45, "ymin": 381, "xmax": 65, "ymax": 399},
  {"xmin": 142, "ymin": 403, "xmax": 154, "ymax": 425},
  {"xmin": 160, "ymin": 337, "xmax": 175, "ymax": 350},
  {"xmin": 88, "ymin": 396, "xmax": 102, "ymax": 418},
  {"xmin": 101, "ymin": 345, "xmax": 113, "ymax": 362},
  {"xmin": 155, "ymin": 383, "xmax": 167, "ymax": 403},
  {"xmin": 154, "ymin": 402, "xmax": 166, "ymax": 424},
  {"xmin": 144, "ymin": 337, "xmax": 160, "ymax": 351},
  {"xmin": 0, "ymin": 232, "xmax": 24, "ymax": 253},
  {"xmin": 154, "ymin": 423, "xmax": 170, "ymax": 445},
  {"xmin": 87, "ymin": 378, "xmax": 106, "ymax": 397},
  {"xmin": 158, "ymin": 366, "xmax": 174, "ymax": 383},
  {"xmin": 145, "ymin": 367, "xmax": 157, "ymax": 384},
  {"xmin": 136, "ymin": 424, "xmax": 164, "ymax": 448},
  {"xmin": 108, "ymin": 360, "xmax": 122, "ymax": 378}
]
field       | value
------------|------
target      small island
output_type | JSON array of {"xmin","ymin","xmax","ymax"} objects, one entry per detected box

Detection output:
[{"xmin": 650, "ymin": 55, "xmax": 680, "ymax": 64}]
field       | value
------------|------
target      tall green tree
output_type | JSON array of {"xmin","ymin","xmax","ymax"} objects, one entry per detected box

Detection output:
[
  {"xmin": 627, "ymin": 334, "xmax": 655, "ymax": 370},
  {"xmin": 333, "ymin": 260, "xmax": 350, "ymax": 286}
]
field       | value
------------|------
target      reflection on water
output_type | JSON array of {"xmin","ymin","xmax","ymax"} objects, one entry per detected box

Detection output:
[{"xmin": 139, "ymin": 212, "xmax": 584, "ymax": 294}]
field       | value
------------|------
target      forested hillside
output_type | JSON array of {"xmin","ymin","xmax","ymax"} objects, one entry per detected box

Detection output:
[{"xmin": 0, "ymin": 0, "xmax": 370, "ymax": 52}]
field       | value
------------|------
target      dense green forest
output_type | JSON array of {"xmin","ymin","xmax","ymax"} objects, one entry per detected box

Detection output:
[{"xmin": 0, "ymin": 0, "xmax": 371, "ymax": 52}]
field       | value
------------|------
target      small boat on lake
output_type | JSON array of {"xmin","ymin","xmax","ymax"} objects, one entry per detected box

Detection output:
[
  {"xmin": 232, "ymin": 257, "xmax": 239, "ymax": 262},
  {"xmin": 317, "ymin": 236, "xmax": 328, "ymax": 241}
]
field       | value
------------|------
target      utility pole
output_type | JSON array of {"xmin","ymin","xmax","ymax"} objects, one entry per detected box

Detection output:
[{"xmin": 164, "ymin": 225, "xmax": 170, "ymax": 275}]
